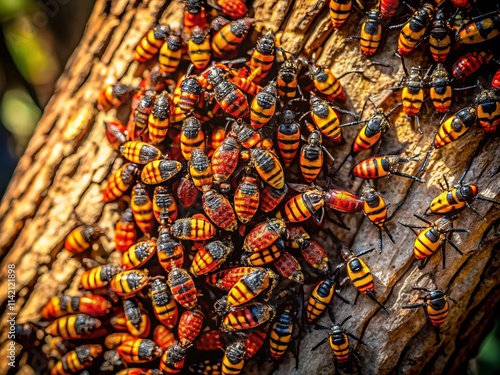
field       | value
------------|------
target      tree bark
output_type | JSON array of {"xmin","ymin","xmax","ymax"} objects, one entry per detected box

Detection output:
[{"xmin": 0, "ymin": 1, "xmax": 498, "ymax": 375}]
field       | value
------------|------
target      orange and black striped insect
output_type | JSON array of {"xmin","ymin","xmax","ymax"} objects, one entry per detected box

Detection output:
[
  {"xmin": 299, "ymin": 130, "xmax": 334, "ymax": 183},
  {"xmin": 452, "ymin": 50, "xmax": 493, "ymax": 81},
  {"xmin": 179, "ymin": 75, "xmax": 204, "ymax": 114},
  {"xmin": 105, "ymin": 332, "xmax": 135, "ymax": 349},
  {"xmin": 306, "ymin": 92, "xmax": 355, "ymax": 142},
  {"xmin": 432, "ymin": 106, "xmax": 476, "ymax": 149},
  {"xmin": 159, "ymin": 343, "xmax": 186, "ymax": 374},
  {"xmin": 153, "ymin": 186, "xmax": 178, "ymax": 225},
  {"xmin": 116, "ymin": 338, "xmax": 163, "ymax": 364},
  {"xmin": 133, "ymin": 92, "xmax": 155, "ymax": 139},
  {"xmin": 120, "ymin": 141, "xmax": 162, "ymax": 165},
  {"xmin": 178, "ymin": 308, "xmax": 204, "ymax": 348},
  {"xmin": 148, "ymin": 91, "xmax": 171, "ymax": 144},
  {"xmin": 227, "ymin": 268, "xmax": 278, "ymax": 307},
  {"xmin": 455, "ymin": 9, "xmax": 500, "ymax": 44},
  {"xmin": 230, "ymin": 68, "xmax": 263, "ymax": 97},
  {"xmin": 276, "ymin": 52, "xmax": 302, "ymax": 101},
  {"xmin": 329, "ymin": 0, "xmax": 353, "ymax": 29},
  {"xmin": 110, "ymin": 269, "xmax": 150, "ymax": 297},
  {"xmin": 234, "ymin": 175, "xmax": 260, "ymax": 224},
  {"xmin": 103, "ymin": 163, "xmax": 139, "ymax": 202},
  {"xmin": 284, "ymin": 187, "xmax": 325, "ymax": 224},
  {"xmin": 212, "ymin": 136, "xmax": 241, "ymax": 184},
  {"xmin": 250, "ymin": 83, "xmax": 278, "ymax": 129},
  {"xmin": 276, "ymin": 107, "xmax": 301, "ymax": 168},
  {"xmin": 51, "ymin": 344, "xmax": 103, "ymax": 375},
  {"xmin": 393, "ymin": 57, "xmax": 425, "ymax": 133},
  {"xmin": 346, "ymin": 9, "xmax": 383, "ymax": 57},
  {"xmin": 246, "ymin": 31, "xmax": 277, "ymax": 83},
  {"xmin": 340, "ymin": 98, "xmax": 401, "ymax": 154},
  {"xmin": 181, "ymin": 0, "xmax": 208, "ymax": 38},
  {"xmin": 428, "ymin": 8, "xmax": 452, "ymax": 63},
  {"xmin": 353, "ymin": 154, "xmax": 423, "ymax": 182},
  {"xmin": 220, "ymin": 301, "xmax": 276, "ymax": 332},
  {"xmin": 64, "ymin": 225, "xmax": 103, "ymax": 255},
  {"xmin": 402, "ymin": 286, "xmax": 456, "ymax": 344},
  {"xmin": 250, "ymin": 148, "xmax": 285, "ymax": 189},
  {"xmin": 242, "ymin": 238, "xmax": 284, "ymax": 267},
  {"xmin": 242, "ymin": 218, "xmax": 288, "ymax": 253},
  {"xmin": 171, "ymin": 216, "xmax": 217, "ymax": 241},
  {"xmin": 123, "ymin": 298, "xmax": 151, "ymax": 337},
  {"xmin": 180, "ymin": 117, "xmax": 206, "ymax": 161},
  {"xmin": 389, "ymin": 3, "xmax": 434, "ymax": 56},
  {"xmin": 306, "ymin": 63, "xmax": 347, "ymax": 101},
  {"xmin": 222, "ymin": 341, "xmax": 246, "ymax": 375},
  {"xmin": 426, "ymin": 64, "xmax": 475, "ymax": 116},
  {"xmin": 211, "ymin": 17, "xmax": 254, "ymax": 57},
  {"xmin": 149, "ymin": 276, "xmax": 179, "ymax": 329},
  {"xmin": 274, "ymin": 251, "xmax": 304, "ymax": 283},
  {"xmin": 157, "ymin": 227, "xmax": 185, "ymax": 272},
  {"xmin": 79, "ymin": 260, "xmax": 122, "ymax": 291},
  {"xmin": 41, "ymin": 294, "xmax": 111, "ymax": 320},
  {"xmin": 121, "ymin": 239, "xmax": 157, "ymax": 270},
  {"xmin": 134, "ymin": 24, "xmax": 170, "ymax": 62},
  {"xmin": 312, "ymin": 311, "xmax": 364, "ymax": 374},
  {"xmin": 206, "ymin": 66, "xmax": 250, "ymax": 118},
  {"xmin": 189, "ymin": 148, "xmax": 214, "ymax": 190},
  {"xmin": 339, "ymin": 245, "xmax": 389, "ymax": 312},
  {"xmin": 259, "ymin": 184, "xmax": 288, "ymax": 213},
  {"xmin": 97, "ymin": 83, "xmax": 136, "ymax": 111},
  {"xmin": 475, "ymin": 86, "xmax": 500, "ymax": 132},
  {"xmin": 188, "ymin": 26, "xmax": 211, "ymax": 70},
  {"xmin": 130, "ymin": 182, "xmax": 155, "ymax": 235},
  {"xmin": 168, "ymin": 267, "xmax": 198, "ymax": 310},
  {"xmin": 190, "ymin": 240, "xmax": 234, "ymax": 276},
  {"xmin": 361, "ymin": 186, "xmax": 402, "ymax": 253},
  {"xmin": 44, "ymin": 314, "xmax": 102, "ymax": 340},
  {"xmin": 159, "ymin": 33, "xmax": 183, "ymax": 74},
  {"xmin": 306, "ymin": 275, "xmax": 345, "ymax": 324},
  {"xmin": 399, "ymin": 214, "xmax": 469, "ymax": 268},
  {"xmin": 427, "ymin": 174, "xmax": 500, "ymax": 217},
  {"xmin": 141, "ymin": 159, "xmax": 183, "ymax": 185},
  {"xmin": 227, "ymin": 119, "xmax": 263, "ymax": 149},
  {"xmin": 269, "ymin": 291, "xmax": 298, "ymax": 361},
  {"xmin": 206, "ymin": 266, "xmax": 254, "ymax": 291}
]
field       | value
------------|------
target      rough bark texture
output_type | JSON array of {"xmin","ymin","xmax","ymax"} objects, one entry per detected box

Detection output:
[{"xmin": 0, "ymin": 1, "xmax": 498, "ymax": 375}]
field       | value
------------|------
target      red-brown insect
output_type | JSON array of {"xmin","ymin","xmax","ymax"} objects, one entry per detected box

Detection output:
[
  {"xmin": 274, "ymin": 251, "xmax": 304, "ymax": 283},
  {"xmin": 242, "ymin": 218, "xmax": 288, "ymax": 253},
  {"xmin": 157, "ymin": 227, "xmax": 185, "ymax": 273},
  {"xmin": 168, "ymin": 267, "xmax": 198, "ymax": 310},
  {"xmin": 178, "ymin": 308, "xmax": 204, "ymax": 347},
  {"xmin": 202, "ymin": 189, "xmax": 238, "ymax": 232},
  {"xmin": 234, "ymin": 175, "xmax": 260, "ymax": 224},
  {"xmin": 115, "ymin": 209, "xmax": 137, "ymax": 253},
  {"xmin": 154, "ymin": 325, "xmax": 177, "ymax": 350}
]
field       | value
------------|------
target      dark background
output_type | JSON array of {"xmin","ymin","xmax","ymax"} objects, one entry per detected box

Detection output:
[{"xmin": 0, "ymin": 1, "xmax": 498, "ymax": 373}]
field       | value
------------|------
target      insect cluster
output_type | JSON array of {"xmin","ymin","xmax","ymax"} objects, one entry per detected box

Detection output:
[{"xmin": 15, "ymin": 0, "xmax": 500, "ymax": 374}]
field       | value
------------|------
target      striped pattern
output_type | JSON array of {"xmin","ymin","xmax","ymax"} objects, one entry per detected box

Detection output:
[
  {"xmin": 251, "ymin": 148, "xmax": 285, "ymax": 189},
  {"xmin": 150, "ymin": 279, "xmax": 179, "ymax": 329},
  {"xmin": 178, "ymin": 309, "xmax": 204, "ymax": 346},
  {"xmin": 259, "ymin": 184, "xmax": 288, "ymax": 213},
  {"xmin": 131, "ymin": 184, "xmax": 154, "ymax": 234},
  {"xmin": 227, "ymin": 269, "xmax": 269, "ymax": 306},
  {"xmin": 414, "ymin": 227, "xmax": 441, "ymax": 259},
  {"xmin": 222, "ymin": 303, "xmax": 274, "ymax": 331},
  {"xmin": 312, "ymin": 68, "xmax": 344, "ymax": 101},
  {"xmin": 477, "ymin": 92, "xmax": 500, "ymax": 132},
  {"xmin": 300, "ymin": 143, "xmax": 323, "ymax": 183},
  {"xmin": 457, "ymin": 16, "xmax": 500, "ymax": 44},
  {"xmin": 360, "ymin": 12, "xmax": 382, "ymax": 57},
  {"xmin": 120, "ymin": 141, "xmax": 161, "ymax": 164},
  {"xmin": 427, "ymin": 301, "xmax": 449, "ymax": 327},
  {"xmin": 212, "ymin": 137, "xmax": 240, "ymax": 183},
  {"xmin": 154, "ymin": 325, "xmax": 176, "ymax": 350},
  {"xmin": 211, "ymin": 23, "xmax": 244, "ymax": 57},
  {"xmin": 270, "ymin": 313, "xmax": 293, "ymax": 359},
  {"xmin": 234, "ymin": 177, "xmax": 260, "ymax": 224},
  {"xmin": 329, "ymin": 332, "xmax": 350, "ymax": 363},
  {"xmin": 103, "ymin": 163, "xmax": 138, "ymax": 202},
  {"xmin": 190, "ymin": 240, "xmax": 232, "ymax": 276},
  {"xmin": 329, "ymin": 0, "xmax": 352, "ymax": 28},
  {"xmin": 190, "ymin": 149, "xmax": 214, "ymax": 190},
  {"xmin": 274, "ymin": 251, "xmax": 304, "ymax": 282},
  {"xmin": 157, "ymin": 229, "xmax": 185, "ymax": 272},
  {"xmin": 242, "ymin": 219, "xmax": 286, "ymax": 252},
  {"xmin": 353, "ymin": 156, "xmax": 389, "ymax": 178},
  {"xmin": 277, "ymin": 122, "xmax": 300, "ymax": 167},
  {"xmin": 168, "ymin": 268, "xmax": 198, "ymax": 310},
  {"xmin": 307, "ymin": 279, "xmax": 335, "ymax": 323},
  {"xmin": 222, "ymin": 342, "xmax": 246, "ymax": 375},
  {"xmin": 45, "ymin": 314, "xmax": 100, "ymax": 340},
  {"xmin": 153, "ymin": 187, "xmax": 178, "ymax": 224},
  {"xmin": 65, "ymin": 226, "xmax": 93, "ymax": 254},
  {"xmin": 159, "ymin": 343, "xmax": 186, "ymax": 374},
  {"xmin": 80, "ymin": 264, "xmax": 120, "ymax": 290},
  {"xmin": 188, "ymin": 35, "xmax": 211, "ymax": 70},
  {"xmin": 171, "ymin": 217, "xmax": 216, "ymax": 241},
  {"xmin": 434, "ymin": 107, "xmax": 476, "ymax": 148},
  {"xmin": 159, "ymin": 37, "xmax": 182, "ymax": 73},
  {"xmin": 134, "ymin": 27, "xmax": 167, "ymax": 63},
  {"xmin": 246, "ymin": 243, "xmax": 282, "ymax": 266},
  {"xmin": 181, "ymin": 117, "xmax": 206, "ymax": 161},
  {"xmin": 183, "ymin": 8, "xmax": 208, "ymax": 36},
  {"xmin": 121, "ymin": 240, "xmax": 156, "ymax": 270},
  {"xmin": 311, "ymin": 101, "xmax": 342, "ymax": 142},
  {"xmin": 429, "ymin": 185, "xmax": 477, "ymax": 214},
  {"xmin": 347, "ymin": 258, "xmax": 374, "ymax": 294},
  {"xmin": 117, "ymin": 339, "xmax": 160, "ymax": 363},
  {"xmin": 430, "ymin": 85, "xmax": 452, "ymax": 113},
  {"xmin": 402, "ymin": 87, "xmax": 424, "ymax": 116},
  {"xmin": 141, "ymin": 160, "xmax": 182, "ymax": 185},
  {"xmin": 110, "ymin": 270, "xmax": 149, "ymax": 297}
]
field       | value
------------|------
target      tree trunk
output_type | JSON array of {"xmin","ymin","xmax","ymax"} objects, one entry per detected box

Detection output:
[{"xmin": 0, "ymin": 1, "xmax": 498, "ymax": 375}]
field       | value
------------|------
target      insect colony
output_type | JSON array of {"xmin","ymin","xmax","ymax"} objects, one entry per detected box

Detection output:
[{"xmin": 14, "ymin": 0, "xmax": 500, "ymax": 374}]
